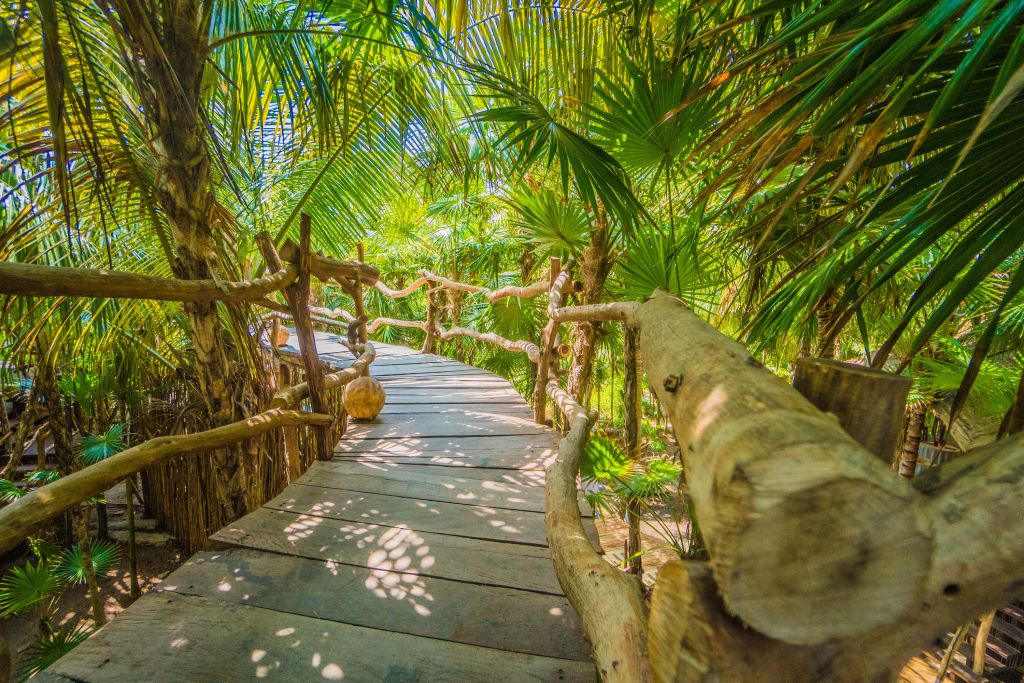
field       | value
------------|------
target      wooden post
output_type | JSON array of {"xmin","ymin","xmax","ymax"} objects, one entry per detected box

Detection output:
[
  {"xmin": 125, "ymin": 476, "xmax": 141, "ymax": 599},
  {"xmin": 256, "ymin": 218, "xmax": 331, "ymax": 461},
  {"xmin": 422, "ymin": 288, "xmax": 437, "ymax": 354},
  {"xmin": 533, "ymin": 257, "xmax": 561, "ymax": 424},
  {"xmin": 352, "ymin": 243, "xmax": 368, "ymax": 344},
  {"xmin": 623, "ymin": 324, "xmax": 643, "ymax": 577},
  {"xmin": 792, "ymin": 358, "xmax": 911, "ymax": 464}
]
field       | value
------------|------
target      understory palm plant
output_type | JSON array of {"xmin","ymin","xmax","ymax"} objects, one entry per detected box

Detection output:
[
  {"xmin": 581, "ymin": 434, "xmax": 684, "ymax": 574},
  {"xmin": 0, "ymin": 538, "xmax": 119, "ymax": 680}
]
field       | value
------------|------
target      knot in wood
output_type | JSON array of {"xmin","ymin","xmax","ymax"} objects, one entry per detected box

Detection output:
[{"xmin": 663, "ymin": 374, "xmax": 683, "ymax": 393}]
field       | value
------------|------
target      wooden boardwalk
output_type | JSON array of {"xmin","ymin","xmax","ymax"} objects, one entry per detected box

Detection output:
[{"xmin": 41, "ymin": 333, "xmax": 596, "ymax": 682}]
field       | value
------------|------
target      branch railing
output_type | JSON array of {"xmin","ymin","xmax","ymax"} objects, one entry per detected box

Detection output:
[
  {"xmin": 0, "ymin": 215, "xmax": 378, "ymax": 559},
  {"xmin": 14, "ymin": 234, "xmax": 1024, "ymax": 680},
  {"xmin": 314, "ymin": 259, "xmax": 1024, "ymax": 682}
]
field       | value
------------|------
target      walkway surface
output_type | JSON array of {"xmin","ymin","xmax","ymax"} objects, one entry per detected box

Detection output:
[{"xmin": 41, "ymin": 333, "xmax": 596, "ymax": 682}]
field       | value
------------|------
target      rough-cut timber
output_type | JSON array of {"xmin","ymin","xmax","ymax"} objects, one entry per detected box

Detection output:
[
  {"xmin": 792, "ymin": 357, "xmax": 911, "ymax": 463},
  {"xmin": 43, "ymin": 333, "xmax": 596, "ymax": 682},
  {"xmin": 634, "ymin": 290, "xmax": 1024, "ymax": 678},
  {"xmin": 0, "ymin": 260, "xmax": 296, "ymax": 302}
]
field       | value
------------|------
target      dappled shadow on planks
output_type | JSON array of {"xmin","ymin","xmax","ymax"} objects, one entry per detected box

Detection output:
[{"xmin": 43, "ymin": 336, "xmax": 597, "ymax": 682}]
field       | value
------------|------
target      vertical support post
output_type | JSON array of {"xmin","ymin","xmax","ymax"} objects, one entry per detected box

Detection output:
[
  {"xmin": 422, "ymin": 288, "xmax": 437, "ymax": 354},
  {"xmin": 623, "ymin": 324, "xmax": 643, "ymax": 576},
  {"xmin": 271, "ymin": 316, "xmax": 282, "ymax": 348},
  {"xmin": 352, "ymin": 242, "xmax": 369, "ymax": 344},
  {"xmin": 533, "ymin": 257, "xmax": 560, "ymax": 424},
  {"xmin": 256, "ymin": 218, "xmax": 331, "ymax": 461},
  {"xmin": 125, "ymin": 475, "xmax": 141, "ymax": 599}
]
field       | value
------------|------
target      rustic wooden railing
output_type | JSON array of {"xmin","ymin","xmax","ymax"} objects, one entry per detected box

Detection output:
[
  {"xmin": 0, "ymin": 214, "xmax": 378, "ymax": 558},
  {"xmin": 322, "ymin": 259, "xmax": 1024, "ymax": 682}
]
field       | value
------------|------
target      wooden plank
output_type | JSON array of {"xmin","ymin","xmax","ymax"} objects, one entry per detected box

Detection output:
[
  {"xmin": 336, "ymin": 451, "xmax": 556, "ymax": 470},
  {"xmin": 264, "ymin": 483, "xmax": 551, "ymax": 545},
  {"xmin": 369, "ymin": 365, "xmax": 492, "ymax": 378},
  {"xmin": 336, "ymin": 434, "xmax": 557, "ymax": 455},
  {"xmin": 382, "ymin": 388, "xmax": 526, "ymax": 403},
  {"xmin": 45, "ymin": 592, "xmax": 594, "ymax": 682},
  {"xmin": 377, "ymin": 376, "xmax": 512, "ymax": 387},
  {"xmin": 160, "ymin": 548, "xmax": 591, "ymax": 661},
  {"xmin": 345, "ymin": 412, "xmax": 550, "ymax": 439},
  {"xmin": 299, "ymin": 461, "xmax": 592, "ymax": 516},
  {"xmin": 211, "ymin": 508, "xmax": 564, "ymax": 593},
  {"xmin": 381, "ymin": 402, "xmax": 533, "ymax": 416},
  {"xmin": 323, "ymin": 460, "xmax": 550, "ymax": 486}
]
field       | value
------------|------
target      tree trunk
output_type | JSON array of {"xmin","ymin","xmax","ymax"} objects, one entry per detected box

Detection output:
[
  {"xmin": 898, "ymin": 404, "xmax": 926, "ymax": 478},
  {"xmin": 74, "ymin": 506, "xmax": 106, "ymax": 626},
  {"xmin": 110, "ymin": 0, "xmax": 267, "ymax": 544},
  {"xmin": 623, "ymin": 326, "xmax": 643, "ymax": 577},
  {"xmin": 567, "ymin": 224, "xmax": 614, "ymax": 404},
  {"xmin": 815, "ymin": 289, "xmax": 842, "ymax": 359}
]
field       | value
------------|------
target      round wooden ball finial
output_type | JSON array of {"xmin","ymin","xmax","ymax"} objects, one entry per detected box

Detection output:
[
  {"xmin": 343, "ymin": 375, "xmax": 386, "ymax": 421},
  {"xmin": 271, "ymin": 325, "xmax": 291, "ymax": 348}
]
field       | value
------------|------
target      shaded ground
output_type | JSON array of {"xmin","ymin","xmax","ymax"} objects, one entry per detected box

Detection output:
[{"xmin": 0, "ymin": 484, "xmax": 185, "ymax": 672}]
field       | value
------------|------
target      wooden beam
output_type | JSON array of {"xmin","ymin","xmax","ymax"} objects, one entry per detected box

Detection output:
[
  {"xmin": 374, "ymin": 276, "xmax": 431, "ymax": 299},
  {"xmin": 0, "ymin": 260, "xmax": 296, "ymax": 302},
  {"xmin": 486, "ymin": 280, "xmax": 549, "ymax": 303},
  {"xmin": 533, "ymin": 258, "xmax": 569, "ymax": 424},
  {"xmin": 553, "ymin": 302, "xmax": 639, "ymax": 323},
  {"xmin": 0, "ymin": 408, "xmax": 333, "ymax": 557},
  {"xmin": 418, "ymin": 269, "xmax": 487, "ymax": 295},
  {"xmin": 635, "ymin": 290, "xmax": 929, "ymax": 645},
  {"xmin": 279, "ymin": 240, "xmax": 379, "ymax": 285},
  {"xmin": 545, "ymin": 378, "xmax": 650, "ymax": 681},
  {"xmin": 439, "ymin": 326, "xmax": 540, "ymax": 363},
  {"xmin": 422, "ymin": 288, "xmax": 438, "ymax": 354}
]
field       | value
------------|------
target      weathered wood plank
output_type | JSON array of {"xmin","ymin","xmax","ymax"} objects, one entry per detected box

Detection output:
[
  {"xmin": 381, "ymin": 388, "xmax": 526, "ymax": 403},
  {"xmin": 44, "ymin": 592, "xmax": 593, "ymax": 682},
  {"xmin": 336, "ymin": 434, "xmax": 558, "ymax": 455},
  {"xmin": 321, "ymin": 459, "xmax": 550, "ymax": 485},
  {"xmin": 264, "ymin": 483, "xmax": 551, "ymax": 545},
  {"xmin": 381, "ymin": 402, "xmax": 533, "ymax": 416},
  {"xmin": 299, "ymin": 461, "xmax": 591, "ymax": 516},
  {"xmin": 369, "ymin": 365, "xmax": 490, "ymax": 378},
  {"xmin": 335, "ymin": 451, "xmax": 556, "ymax": 470},
  {"xmin": 345, "ymin": 411, "xmax": 550, "ymax": 439},
  {"xmin": 159, "ymin": 548, "xmax": 591, "ymax": 661},
  {"xmin": 210, "ymin": 508, "xmax": 564, "ymax": 593}
]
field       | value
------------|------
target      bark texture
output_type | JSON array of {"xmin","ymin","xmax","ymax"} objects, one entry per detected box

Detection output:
[{"xmin": 567, "ymin": 225, "xmax": 614, "ymax": 405}]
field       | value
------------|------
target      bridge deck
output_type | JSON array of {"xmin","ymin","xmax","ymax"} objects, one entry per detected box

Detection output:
[{"xmin": 41, "ymin": 334, "xmax": 596, "ymax": 682}]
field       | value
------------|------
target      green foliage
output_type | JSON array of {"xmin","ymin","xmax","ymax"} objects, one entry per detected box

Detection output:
[
  {"xmin": 0, "ymin": 561, "xmax": 59, "ymax": 617},
  {"xmin": 24, "ymin": 470, "xmax": 61, "ymax": 486},
  {"xmin": 0, "ymin": 478, "xmax": 25, "ymax": 503},
  {"xmin": 581, "ymin": 434, "xmax": 681, "ymax": 516},
  {"xmin": 77, "ymin": 423, "xmax": 127, "ymax": 465},
  {"xmin": 53, "ymin": 539, "xmax": 121, "ymax": 585},
  {"xmin": 17, "ymin": 622, "xmax": 95, "ymax": 679}
]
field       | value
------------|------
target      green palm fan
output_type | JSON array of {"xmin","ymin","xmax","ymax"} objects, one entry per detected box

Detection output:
[
  {"xmin": 52, "ymin": 539, "xmax": 121, "ymax": 585},
  {"xmin": 17, "ymin": 622, "xmax": 95, "ymax": 680},
  {"xmin": 0, "ymin": 561, "xmax": 59, "ymax": 617}
]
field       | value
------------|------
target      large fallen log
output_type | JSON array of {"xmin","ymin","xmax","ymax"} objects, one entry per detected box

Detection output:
[
  {"xmin": 634, "ymin": 290, "xmax": 1024, "ymax": 676},
  {"xmin": 0, "ymin": 409, "xmax": 333, "ymax": 556},
  {"xmin": 0, "ymin": 261, "xmax": 296, "ymax": 302}
]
